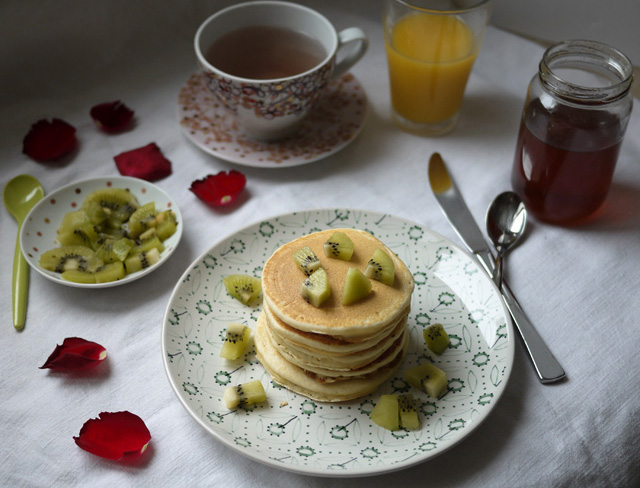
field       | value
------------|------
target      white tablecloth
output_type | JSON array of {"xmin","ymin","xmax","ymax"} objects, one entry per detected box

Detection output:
[{"xmin": 1, "ymin": 1, "xmax": 639, "ymax": 486}]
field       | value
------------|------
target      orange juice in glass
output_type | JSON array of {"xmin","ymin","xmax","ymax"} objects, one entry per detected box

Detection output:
[{"xmin": 384, "ymin": 0, "xmax": 491, "ymax": 135}]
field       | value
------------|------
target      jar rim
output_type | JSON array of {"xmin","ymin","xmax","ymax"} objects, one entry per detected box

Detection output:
[{"xmin": 539, "ymin": 39, "xmax": 633, "ymax": 103}]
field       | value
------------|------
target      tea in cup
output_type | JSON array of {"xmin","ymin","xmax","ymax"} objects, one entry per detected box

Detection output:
[{"xmin": 195, "ymin": 1, "xmax": 368, "ymax": 141}]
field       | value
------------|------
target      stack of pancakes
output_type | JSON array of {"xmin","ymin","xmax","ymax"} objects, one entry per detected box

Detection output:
[{"xmin": 255, "ymin": 229, "xmax": 414, "ymax": 402}]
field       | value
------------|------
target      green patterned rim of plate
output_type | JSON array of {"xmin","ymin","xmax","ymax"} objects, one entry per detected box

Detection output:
[{"xmin": 162, "ymin": 209, "xmax": 514, "ymax": 477}]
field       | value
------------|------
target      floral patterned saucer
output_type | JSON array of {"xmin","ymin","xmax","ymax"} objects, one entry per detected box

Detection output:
[
  {"xmin": 162, "ymin": 209, "xmax": 514, "ymax": 477},
  {"xmin": 177, "ymin": 73, "xmax": 367, "ymax": 167}
]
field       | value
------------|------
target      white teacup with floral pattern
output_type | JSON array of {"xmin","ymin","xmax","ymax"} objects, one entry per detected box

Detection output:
[{"xmin": 195, "ymin": 1, "xmax": 368, "ymax": 141}]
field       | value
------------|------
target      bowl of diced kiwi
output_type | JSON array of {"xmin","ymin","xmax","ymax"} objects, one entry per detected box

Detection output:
[{"xmin": 20, "ymin": 176, "xmax": 182, "ymax": 288}]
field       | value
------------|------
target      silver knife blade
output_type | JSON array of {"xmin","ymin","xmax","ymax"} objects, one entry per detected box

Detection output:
[{"xmin": 428, "ymin": 152, "xmax": 565, "ymax": 384}]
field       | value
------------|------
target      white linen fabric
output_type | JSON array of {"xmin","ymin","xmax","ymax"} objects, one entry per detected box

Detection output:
[{"xmin": 1, "ymin": 1, "xmax": 639, "ymax": 487}]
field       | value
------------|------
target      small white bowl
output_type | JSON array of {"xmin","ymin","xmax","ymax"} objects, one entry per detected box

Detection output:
[{"xmin": 21, "ymin": 176, "xmax": 182, "ymax": 288}]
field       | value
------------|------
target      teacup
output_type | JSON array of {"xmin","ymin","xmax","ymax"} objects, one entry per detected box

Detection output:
[{"xmin": 195, "ymin": 1, "xmax": 368, "ymax": 141}]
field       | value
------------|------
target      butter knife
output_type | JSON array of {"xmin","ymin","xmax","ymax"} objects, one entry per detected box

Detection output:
[{"xmin": 428, "ymin": 152, "xmax": 565, "ymax": 383}]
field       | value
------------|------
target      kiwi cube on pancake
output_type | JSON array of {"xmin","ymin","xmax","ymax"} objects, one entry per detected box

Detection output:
[
  {"xmin": 292, "ymin": 246, "xmax": 322, "ymax": 276},
  {"xmin": 220, "ymin": 323, "xmax": 251, "ymax": 360},
  {"xmin": 323, "ymin": 231, "xmax": 354, "ymax": 261},
  {"xmin": 398, "ymin": 394, "xmax": 420, "ymax": 430},
  {"xmin": 300, "ymin": 268, "xmax": 331, "ymax": 307},
  {"xmin": 424, "ymin": 323, "xmax": 450, "ymax": 355},
  {"xmin": 341, "ymin": 267, "xmax": 372, "ymax": 305},
  {"xmin": 223, "ymin": 380, "xmax": 266, "ymax": 409},
  {"xmin": 404, "ymin": 362, "xmax": 448, "ymax": 398},
  {"xmin": 370, "ymin": 394, "xmax": 400, "ymax": 431},
  {"xmin": 223, "ymin": 274, "xmax": 262, "ymax": 305},
  {"xmin": 364, "ymin": 248, "xmax": 395, "ymax": 286}
]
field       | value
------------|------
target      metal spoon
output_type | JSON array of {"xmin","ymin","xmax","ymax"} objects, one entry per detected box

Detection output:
[
  {"xmin": 3, "ymin": 175, "xmax": 44, "ymax": 330},
  {"xmin": 486, "ymin": 191, "xmax": 527, "ymax": 288}
]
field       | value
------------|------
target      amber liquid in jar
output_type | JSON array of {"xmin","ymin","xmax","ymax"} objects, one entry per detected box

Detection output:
[{"xmin": 511, "ymin": 100, "xmax": 623, "ymax": 225}]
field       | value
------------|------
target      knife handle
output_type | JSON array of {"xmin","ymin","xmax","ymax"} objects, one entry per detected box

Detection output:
[{"xmin": 476, "ymin": 251, "xmax": 565, "ymax": 383}]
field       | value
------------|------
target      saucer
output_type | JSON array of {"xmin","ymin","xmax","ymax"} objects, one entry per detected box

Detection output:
[{"xmin": 177, "ymin": 72, "xmax": 367, "ymax": 168}]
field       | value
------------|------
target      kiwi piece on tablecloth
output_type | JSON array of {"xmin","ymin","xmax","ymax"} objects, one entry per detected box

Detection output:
[
  {"xmin": 220, "ymin": 323, "xmax": 251, "ymax": 360},
  {"xmin": 300, "ymin": 268, "xmax": 331, "ymax": 307},
  {"xmin": 40, "ymin": 245, "xmax": 104, "ymax": 274},
  {"xmin": 424, "ymin": 323, "xmax": 450, "ymax": 355},
  {"xmin": 404, "ymin": 362, "xmax": 448, "ymax": 399},
  {"xmin": 323, "ymin": 231, "xmax": 354, "ymax": 261},
  {"xmin": 364, "ymin": 248, "xmax": 395, "ymax": 286},
  {"xmin": 223, "ymin": 380, "xmax": 266, "ymax": 409},
  {"xmin": 292, "ymin": 246, "xmax": 322, "ymax": 276}
]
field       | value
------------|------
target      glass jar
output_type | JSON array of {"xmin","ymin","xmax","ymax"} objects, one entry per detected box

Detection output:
[{"xmin": 511, "ymin": 40, "xmax": 633, "ymax": 225}]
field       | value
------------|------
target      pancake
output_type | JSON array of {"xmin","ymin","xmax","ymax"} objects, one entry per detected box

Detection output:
[
  {"xmin": 255, "ymin": 311, "xmax": 409, "ymax": 402},
  {"xmin": 262, "ymin": 228, "xmax": 414, "ymax": 339}
]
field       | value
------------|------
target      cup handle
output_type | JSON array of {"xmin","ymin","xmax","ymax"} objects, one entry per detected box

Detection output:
[{"xmin": 332, "ymin": 27, "xmax": 368, "ymax": 79}]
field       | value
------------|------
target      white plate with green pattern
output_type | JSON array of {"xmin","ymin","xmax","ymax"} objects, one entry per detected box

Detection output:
[{"xmin": 162, "ymin": 209, "xmax": 514, "ymax": 477}]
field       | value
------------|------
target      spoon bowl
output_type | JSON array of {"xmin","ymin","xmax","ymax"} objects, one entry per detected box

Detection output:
[
  {"xmin": 3, "ymin": 174, "xmax": 45, "ymax": 330},
  {"xmin": 486, "ymin": 191, "xmax": 527, "ymax": 287}
]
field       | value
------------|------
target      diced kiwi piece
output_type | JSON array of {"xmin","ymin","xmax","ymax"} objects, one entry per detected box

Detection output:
[
  {"xmin": 341, "ymin": 267, "xmax": 372, "ymax": 305},
  {"xmin": 81, "ymin": 188, "xmax": 139, "ymax": 224},
  {"xmin": 364, "ymin": 248, "xmax": 395, "ymax": 286},
  {"xmin": 40, "ymin": 246, "xmax": 104, "ymax": 273},
  {"xmin": 124, "ymin": 247, "xmax": 161, "ymax": 274},
  {"xmin": 398, "ymin": 394, "xmax": 420, "ymax": 430},
  {"xmin": 56, "ymin": 210, "xmax": 99, "ymax": 248},
  {"xmin": 131, "ymin": 228, "xmax": 165, "ymax": 255},
  {"xmin": 404, "ymin": 362, "xmax": 448, "ymax": 399},
  {"xmin": 155, "ymin": 210, "xmax": 177, "ymax": 241},
  {"xmin": 94, "ymin": 261, "xmax": 126, "ymax": 283},
  {"xmin": 300, "ymin": 268, "xmax": 331, "ymax": 307},
  {"xmin": 61, "ymin": 270, "xmax": 97, "ymax": 284},
  {"xmin": 424, "ymin": 323, "xmax": 450, "ymax": 355},
  {"xmin": 370, "ymin": 394, "xmax": 400, "ymax": 431},
  {"xmin": 292, "ymin": 246, "xmax": 322, "ymax": 276},
  {"xmin": 220, "ymin": 323, "xmax": 251, "ymax": 360},
  {"xmin": 323, "ymin": 231, "xmax": 354, "ymax": 261},
  {"xmin": 223, "ymin": 379, "xmax": 266, "ymax": 409},
  {"xmin": 95, "ymin": 237, "xmax": 134, "ymax": 263},
  {"xmin": 127, "ymin": 202, "xmax": 157, "ymax": 238},
  {"xmin": 223, "ymin": 274, "xmax": 262, "ymax": 305}
]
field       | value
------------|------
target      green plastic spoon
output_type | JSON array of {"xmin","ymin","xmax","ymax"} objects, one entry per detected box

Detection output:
[{"xmin": 3, "ymin": 175, "xmax": 44, "ymax": 330}]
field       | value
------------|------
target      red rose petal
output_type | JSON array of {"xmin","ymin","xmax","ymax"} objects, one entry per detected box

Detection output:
[
  {"xmin": 74, "ymin": 411, "xmax": 151, "ymax": 460},
  {"xmin": 114, "ymin": 143, "xmax": 172, "ymax": 181},
  {"xmin": 90, "ymin": 101, "xmax": 134, "ymax": 133},
  {"xmin": 22, "ymin": 118, "xmax": 77, "ymax": 162},
  {"xmin": 189, "ymin": 170, "xmax": 246, "ymax": 207},
  {"xmin": 39, "ymin": 337, "xmax": 107, "ymax": 371}
]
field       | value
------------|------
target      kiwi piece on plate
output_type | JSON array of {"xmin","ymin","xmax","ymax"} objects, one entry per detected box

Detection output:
[
  {"xmin": 95, "ymin": 261, "xmax": 126, "ymax": 283},
  {"xmin": 223, "ymin": 274, "xmax": 262, "ymax": 305},
  {"xmin": 323, "ymin": 231, "xmax": 354, "ymax": 261},
  {"xmin": 40, "ymin": 245, "xmax": 104, "ymax": 273},
  {"xmin": 404, "ymin": 362, "xmax": 448, "ymax": 399},
  {"xmin": 370, "ymin": 394, "xmax": 400, "ymax": 431},
  {"xmin": 95, "ymin": 237, "xmax": 134, "ymax": 263},
  {"xmin": 131, "ymin": 228, "xmax": 165, "ymax": 255},
  {"xmin": 61, "ymin": 269, "xmax": 97, "ymax": 284},
  {"xmin": 341, "ymin": 267, "xmax": 372, "ymax": 305},
  {"xmin": 82, "ymin": 188, "xmax": 139, "ymax": 224},
  {"xmin": 292, "ymin": 246, "xmax": 322, "ymax": 276},
  {"xmin": 127, "ymin": 202, "xmax": 157, "ymax": 239},
  {"xmin": 56, "ymin": 210, "xmax": 99, "ymax": 248},
  {"xmin": 223, "ymin": 379, "xmax": 266, "ymax": 409},
  {"xmin": 124, "ymin": 248, "xmax": 161, "ymax": 274},
  {"xmin": 424, "ymin": 323, "xmax": 450, "ymax": 355},
  {"xmin": 220, "ymin": 323, "xmax": 251, "ymax": 360},
  {"xmin": 155, "ymin": 210, "xmax": 177, "ymax": 241},
  {"xmin": 398, "ymin": 394, "xmax": 420, "ymax": 430},
  {"xmin": 364, "ymin": 248, "xmax": 395, "ymax": 286},
  {"xmin": 300, "ymin": 268, "xmax": 331, "ymax": 307}
]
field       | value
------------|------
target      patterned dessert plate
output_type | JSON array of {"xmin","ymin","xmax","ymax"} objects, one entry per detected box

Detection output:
[
  {"xmin": 162, "ymin": 209, "xmax": 514, "ymax": 477},
  {"xmin": 20, "ymin": 176, "xmax": 182, "ymax": 288},
  {"xmin": 177, "ymin": 72, "xmax": 367, "ymax": 167}
]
